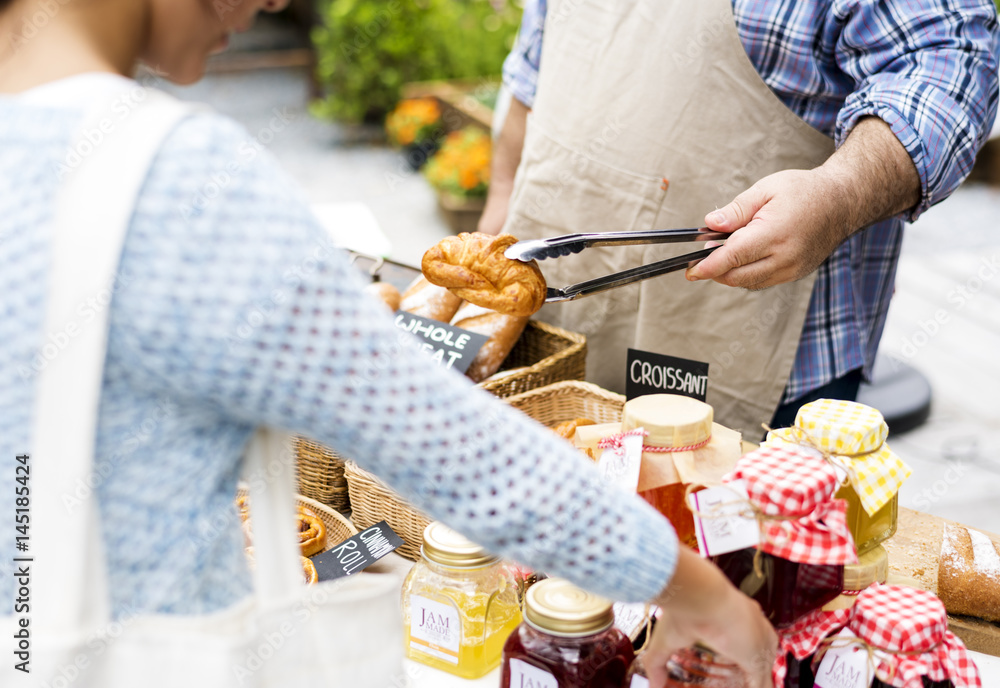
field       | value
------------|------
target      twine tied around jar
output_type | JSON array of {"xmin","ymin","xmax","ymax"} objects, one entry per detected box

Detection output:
[
  {"xmin": 683, "ymin": 483, "xmax": 803, "ymax": 577},
  {"xmin": 761, "ymin": 423, "xmax": 870, "ymax": 488},
  {"xmin": 597, "ymin": 428, "xmax": 711, "ymax": 457},
  {"xmin": 811, "ymin": 632, "xmax": 938, "ymax": 686}
]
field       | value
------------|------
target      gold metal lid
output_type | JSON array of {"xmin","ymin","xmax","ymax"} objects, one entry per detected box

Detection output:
[
  {"xmin": 421, "ymin": 522, "xmax": 499, "ymax": 569},
  {"xmin": 524, "ymin": 578, "xmax": 614, "ymax": 637},
  {"xmin": 621, "ymin": 394, "xmax": 713, "ymax": 448},
  {"xmin": 843, "ymin": 544, "xmax": 889, "ymax": 591}
]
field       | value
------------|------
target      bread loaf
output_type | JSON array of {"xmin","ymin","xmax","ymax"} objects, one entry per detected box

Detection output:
[
  {"xmin": 938, "ymin": 523, "xmax": 1000, "ymax": 621},
  {"xmin": 450, "ymin": 302, "xmax": 528, "ymax": 383},
  {"xmin": 364, "ymin": 281, "xmax": 402, "ymax": 311},
  {"xmin": 400, "ymin": 274, "xmax": 463, "ymax": 322}
]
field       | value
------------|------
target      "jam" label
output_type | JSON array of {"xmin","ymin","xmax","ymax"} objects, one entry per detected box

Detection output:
[
  {"xmin": 814, "ymin": 629, "xmax": 874, "ymax": 688},
  {"xmin": 508, "ymin": 658, "xmax": 558, "ymax": 688},
  {"xmin": 409, "ymin": 595, "xmax": 460, "ymax": 664}
]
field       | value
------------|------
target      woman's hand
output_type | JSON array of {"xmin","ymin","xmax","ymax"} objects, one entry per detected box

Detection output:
[{"xmin": 646, "ymin": 547, "xmax": 777, "ymax": 688}]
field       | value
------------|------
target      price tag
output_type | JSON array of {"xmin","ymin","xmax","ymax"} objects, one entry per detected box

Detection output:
[
  {"xmin": 310, "ymin": 521, "xmax": 404, "ymax": 581},
  {"xmin": 393, "ymin": 311, "xmax": 489, "ymax": 374},
  {"xmin": 597, "ymin": 431, "xmax": 644, "ymax": 493},
  {"xmin": 814, "ymin": 629, "xmax": 874, "ymax": 688},
  {"xmin": 626, "ymin": 348, "xmax": 709, "ymax": 402},
  {"xmin": 690, "ymin": 480, "xmax": 760, "ymax": 557},
  {"xmin": 629, "ymin": 675, "xmax": 650, "ymax": 688}
]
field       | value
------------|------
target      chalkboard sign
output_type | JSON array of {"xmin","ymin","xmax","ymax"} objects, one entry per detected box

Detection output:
[
  {"xmin": 311, "ymin": 521, "xmax": 405, "ymax": 581},
  {"xmin": 393, "ymin": 311, "xmax": 489, "ymax": 374},
  {"xmin": 626, "ymin": 348, "xmax": 709, "ymax": 402}
]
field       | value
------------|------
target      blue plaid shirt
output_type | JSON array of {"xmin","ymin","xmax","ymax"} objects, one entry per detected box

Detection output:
[{"xmin": 504, "ymin": 0, "xmax": 1000, "ymax": 402}]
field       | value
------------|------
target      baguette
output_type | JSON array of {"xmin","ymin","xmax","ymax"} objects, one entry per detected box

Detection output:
[
  {"xmin": 450, "ymin": 302, "xmax": 528, "ymax": 383},
  {"xmin": 400, "ymin": 274, "xmax": 463, "ymax": 323}
]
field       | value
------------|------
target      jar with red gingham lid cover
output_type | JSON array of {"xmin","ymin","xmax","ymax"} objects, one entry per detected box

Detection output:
[
  {"xmin": 776, "ymin": 584, "xmax": 979, "ymax": 688},
  {"xmin": 710, "ymin": 445, "xmax": 858, "ymax": 628}
]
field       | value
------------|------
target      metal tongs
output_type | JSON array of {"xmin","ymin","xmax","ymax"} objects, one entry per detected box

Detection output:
[{"xmin": 504, "ymin": 228, "xmax": 727, "ymax": 302}]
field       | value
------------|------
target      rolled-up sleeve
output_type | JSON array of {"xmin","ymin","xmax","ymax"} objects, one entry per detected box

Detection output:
[
  {"xmin": 834, "ymin": 0, "xmax": 1000, "ymax": 220},
  {"xmin": 502, "ymin": 0, "xmax": 547, "ymax": 107}
]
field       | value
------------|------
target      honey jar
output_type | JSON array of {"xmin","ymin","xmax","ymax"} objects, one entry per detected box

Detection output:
[
  {"xmin": 621, "ymin": 394, "xmax": 742, "ymax": 550},
  {"xmin": 401, "ymin": 522, "xmax": 522, "ymax": 679},
  {"xmin": 767, "ymin": 399, "xmax": 911, "ymax": 555},
  {"xmin": 501, "ymin": 578, "xmax": 634, "ymax": 688},
  {"xmin": 821, "ymin": 544, "xmax": 888, "ymax": 612}
]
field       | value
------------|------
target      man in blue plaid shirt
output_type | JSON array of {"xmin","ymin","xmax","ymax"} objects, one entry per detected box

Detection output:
[{"xmin": 481, "ymin": 0, "xmax": 1000, "ymax": 427}]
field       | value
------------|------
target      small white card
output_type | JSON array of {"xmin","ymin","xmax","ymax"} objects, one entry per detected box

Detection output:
[
  {"xmin": 597, "ymin": 431, "xmax": 644, "ymax": 493},
  {"xmin": 690, "ymin": 480, "xmax": 761, "ymax": 557},
  {"xmin": 508, "ymin": 658, "xmax": 558, "ymax": 688},
  {"xmin": 613, "ymin": 601, "xmax": 650, "ymax": 638},
  {"xmin": 814, "ymin": 629, "xmax": 874, "ymax": 688},
  {"xmin": 629, "ymin": 675, "xmax": 650, "ymax": 688}
]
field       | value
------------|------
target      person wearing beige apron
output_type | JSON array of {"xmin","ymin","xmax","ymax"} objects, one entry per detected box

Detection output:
[{"xmin": 482, "ymin": 0, "xmax": 998, "ymax": 438}]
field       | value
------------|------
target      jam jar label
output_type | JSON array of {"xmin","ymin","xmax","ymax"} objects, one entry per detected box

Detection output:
[
  {"xmin": 690, "ymin": 480, "xmax": 761, "ymax": 557},
  {"xmin": 409, "ymin": 595, "xmax": 460, "ymax": 664},
  {"xmin": 629, "ymin": 675, "xmax": 650, "ymax": 688},
  {"xmin": 508, "ymin": 659, "xmax": 558, "ymax": 688},
  {"xmin": 814, "ymin": 630, "xmax": 874, "ymax": 688}
]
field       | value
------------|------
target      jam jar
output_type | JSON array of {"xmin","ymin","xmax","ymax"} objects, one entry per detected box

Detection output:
[
  {"xmin": 628, "ymin": 646, "xmax": 749, "ymax": 688},
  {"xmin": 401, "ymin": 522, "xmax": 522, "ymax": 679},
  {"xmin": 820, "ymin": 545, "xmax": 888, "ymax": 613},
  {"xmin": 710, "ymin": 445, "xmax": 856, "ymax": 628},
  {"xmin": 767, "ymin": 399, "xmax": 911, "ymax": 555},
  {"xmin": 622, "ymin": 394, "xmax": 741, "ymax": 551},
  {"xmin": 501, "ymin": 578, "xmax": 634, "ymax": 688}
]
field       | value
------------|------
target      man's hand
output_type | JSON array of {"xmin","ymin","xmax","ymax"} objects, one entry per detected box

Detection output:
[
  {"xmin": 687, "ymin": 116, "xmax": 920, "ymax": 289},
  {"xmin": 646, "ymin": 547, "xmax": 777, "ymax": 688}
]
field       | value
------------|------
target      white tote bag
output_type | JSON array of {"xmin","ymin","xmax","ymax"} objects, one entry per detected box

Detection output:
[{"xmin": 7, "ymin": 89, "xmax": 403, "ymax": 688}]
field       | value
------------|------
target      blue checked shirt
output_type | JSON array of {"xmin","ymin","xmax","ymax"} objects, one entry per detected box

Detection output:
[{"xmin": 504, "ymin": 0, "xmax": 1000, "ymax": 402}]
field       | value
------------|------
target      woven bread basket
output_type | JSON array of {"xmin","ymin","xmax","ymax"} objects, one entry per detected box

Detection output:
[
  {"xmin": 236, "ymin": 487, "xmax": 357, "ymax": 553},
  {"xmin": 296, "ymin": 320, "xmax": 587, "ymax": 514},
  {"xmin": 346, "ymin": 380, "xmax": 624, "ymax": 561}
]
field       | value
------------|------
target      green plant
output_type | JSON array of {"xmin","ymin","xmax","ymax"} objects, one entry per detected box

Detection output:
[{"xmin": 311, "ymin": 0, "xmax": 522, "ymax": 123}]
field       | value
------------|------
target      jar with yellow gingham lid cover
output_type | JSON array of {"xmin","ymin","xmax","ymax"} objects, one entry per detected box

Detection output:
[{"xmin": 765, "ymin": 399, "xmax": 912, "ymax": 555}]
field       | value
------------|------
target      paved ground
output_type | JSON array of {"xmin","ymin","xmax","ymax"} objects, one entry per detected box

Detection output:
[{"xmin": 163, "ymin": 62, "xmax": 1000, "ymax": 533}]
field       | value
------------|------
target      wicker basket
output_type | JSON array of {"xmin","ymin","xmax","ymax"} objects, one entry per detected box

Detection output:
[
  {"xmin": 346, "ymin": 380, "xmax": 624, "ymax": 561},
  {"xmin": 295, "ymin": 320, "xmax": 587, "ymax": 514},
  {"xmin": 236, "ymin": 488, "xmax": 357, "ymax": 553}
]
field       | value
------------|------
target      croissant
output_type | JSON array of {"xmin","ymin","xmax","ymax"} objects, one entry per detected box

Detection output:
[{"xmin": 421, "ymin": 232, "xmax": 546, "ymax": 318}]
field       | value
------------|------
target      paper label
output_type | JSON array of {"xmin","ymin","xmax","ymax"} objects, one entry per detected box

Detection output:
[
  {"xmin": 626, "ymin": 348, "xmax": 709, "ymax": 401},
  {"xmin": 630, "ymin": 675, "xmax": 650, "ymax": 688},
  {"xmin": 408, "ymin": 595, "xmax": 460, "ymax": 664},
  {"xmin": 814, "ymin": 630, "xmax": 874, "ymax": 688},
  {"xmin": 613, "ymin": 601, "xmax": 649, "ymax": 639},
  {"xmin": 598, "ymin": 431, "xmax": 644, "ymax": 493},
  {"xmin": 310, "ymin": 520, "xmax": 404, "ymax": 581},
  {"xmin": 393, "ymin": 311, "xmax": 489, "ymax": 374},
  {"xmin": 508, "ymin": 658, "xmax": 558, "ymax": 688},
  {"xmin": 690, "ymin": 480, "xmax": 761, "ymax": 557}
]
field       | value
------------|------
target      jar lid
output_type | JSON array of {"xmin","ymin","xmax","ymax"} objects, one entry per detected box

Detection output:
[
  {"xmin": 524, "ymin": 578, "xmax": 614, "ymax": 637},
  {"xmin": 843, "ymin": 545, "xmax": 889, "ymax": 591},
  {"xmin": 621, "ymin": 394, "xmax": 713, "ymax": 448},
  {"xmin": 421, "ymin": 522, "xmax": 498, "ymax": 569}
]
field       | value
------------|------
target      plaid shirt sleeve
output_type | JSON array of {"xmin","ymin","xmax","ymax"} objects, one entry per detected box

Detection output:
[
  {"xmin": 502, "ymin": 0, "xmax": 547, "ymax": 107},
  {"xmin": 833, "ymin": 0, "xmax": 1000, "ymax": 221}
]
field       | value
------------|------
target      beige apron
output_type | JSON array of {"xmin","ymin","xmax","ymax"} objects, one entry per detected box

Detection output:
[{"xmin": 504, "ymin": 0, "xmax": 836, "ymax": 437}]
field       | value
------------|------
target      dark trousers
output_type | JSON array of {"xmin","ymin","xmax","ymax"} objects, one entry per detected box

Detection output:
[{"xmin": 768, "ymin": 368, "xmax": 864, "ymax": 436}]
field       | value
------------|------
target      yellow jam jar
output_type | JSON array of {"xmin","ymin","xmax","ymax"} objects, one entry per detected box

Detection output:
[
  {"xmin": 401, "ymin": 522, "xmax": 523, "ymax": 679},
  {"xmin": 767, "ymin": 399, "xmax": 912, "ymax": 554}
]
